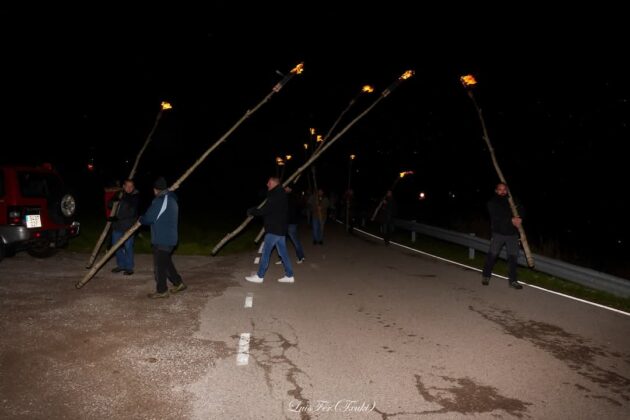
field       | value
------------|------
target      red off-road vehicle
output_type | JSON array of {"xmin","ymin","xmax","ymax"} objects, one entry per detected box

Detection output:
[{"xmin": 0, "ymin": 164, "xmax": 80, "ymax": 261}]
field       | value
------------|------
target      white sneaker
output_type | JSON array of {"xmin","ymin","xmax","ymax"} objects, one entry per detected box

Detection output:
[
  {"xmin": 245, "ymin": 274, "xmax": 264, "ymax": 283},
  {"xmin": 274, "ymin": 260, "xmax": 282, "ymax": 265},
  {"xmin": 277, "ymin": 276, "xmax": 294, "ymax": 283},
  {"xmin": 296, "ymin": 258, "xmax": 305, "ymax": 264}
]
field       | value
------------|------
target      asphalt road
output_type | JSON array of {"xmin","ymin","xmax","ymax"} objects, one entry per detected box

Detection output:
[{"xmin": 1, "ymin": 222, "xmax": 629, "ymax": 419}]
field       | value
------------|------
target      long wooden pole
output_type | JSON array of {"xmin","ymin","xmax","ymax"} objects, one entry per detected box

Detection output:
[
  {"xmin": 370, "ymin": 176, "xmax": 403, "ymax": 221},
  {"xmin": 85, "ymin": 107, "xmax": 166, "ymax": 269},
  {"xmin": 77, "ymin": 64, "xmax": 304, "ymax": 288},
  {"xmin": 254, "ymin": 88, "xmax": 372, "ymax": 242},
  {"xmin": 466, "ymin": 89, "xmax": 535, "ymax": 268}
]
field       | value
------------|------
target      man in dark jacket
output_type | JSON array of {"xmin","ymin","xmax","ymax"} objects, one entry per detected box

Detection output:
[
  {"xmin": 140, "ymin": 176, "xmax": 187, "ymax": 298},
  {"xmin": 108, "ymin": 179, "xmax": 139, "ymax": 275},
  {"xmin": 246, "ymin": 177, "xmax": 294, "ymax": 284},
  {"xmin": 481, "ymin": 182, "xmax": 523, "ymax": 289}
]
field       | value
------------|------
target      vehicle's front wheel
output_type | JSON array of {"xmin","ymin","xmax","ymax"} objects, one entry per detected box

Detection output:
[{"xmin": 27, "ymin": 242, "xmax": 59, "ymax": 258}]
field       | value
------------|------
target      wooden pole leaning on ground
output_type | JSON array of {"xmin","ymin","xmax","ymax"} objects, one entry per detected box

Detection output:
[
  {"xmin": 76, "ymin": 64, "xmax": 305, "ymax": 288},
  {"xmin": 460, "ymin": 74, "xmax": 535, "ymax": 268},
  {"xmin": 212, "ymin": 71, "xmax": 414, "ymax": 255},
  {"xmin": 85, "ymin": 101, "xmax": 173, "ymax": 269}
]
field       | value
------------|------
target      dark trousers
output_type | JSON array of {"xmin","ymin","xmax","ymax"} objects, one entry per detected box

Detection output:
[
  {"xmin": 382, "ymin": 220, "xmax": 394, "ymax": 243},
  {"xmin": 482, "ymin": 233, "xmax": 519, "ymax": 281},
  {"xmin": 152, "ymin": 245, "xmax": 182, "ymax": 293}
]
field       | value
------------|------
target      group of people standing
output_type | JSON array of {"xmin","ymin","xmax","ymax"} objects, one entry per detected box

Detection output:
[
  {"xmin": 104, "ymin": 174, "xmax": 525, "ymax": 297},
  {"xmin": 104, "ymin": 176, "xmax": 187, "ymax": 299}
]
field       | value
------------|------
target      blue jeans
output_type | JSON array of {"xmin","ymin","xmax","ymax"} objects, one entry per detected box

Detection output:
[
  {"xmin": 112, "ymin": 230, "xmax": 135, "ymax": 270},
  {"xmin": 287, "ymin": 224, "xmax": 305, "ymax": 260},
  {"xmin": 258, "ymin": 233, "xmax": 293, "ymax": 278},
  {"xmin": 312, "ymin": 219, "xmax": 325, "ymax": 243}
]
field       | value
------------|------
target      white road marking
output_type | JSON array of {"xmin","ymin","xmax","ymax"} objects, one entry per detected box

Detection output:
[
  {"xmin": 351, "ymin": 225, "xmax": 630, "ymax": 317},
  {"xmin": 254, "ymin": 257, "xmax": 260, "ymax": 264},
  {"xmin": 258, "ymin": 243, "xmax": 264, "ymax": 253},
  {"xmin": 236, "ymin": 333, "xmax": 251, "ymax": 366},
  {"xmin": 244, "ymin": 293, "xmax": 253, "ymax": 308}
]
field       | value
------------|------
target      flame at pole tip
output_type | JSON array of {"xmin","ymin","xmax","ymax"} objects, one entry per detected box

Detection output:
[
  {"xmin": 399, "ymin": 170, "xmax": 414, "ymax": 178},
  {"xmin": 399, "ymin": 70, "xmax": 414, "ymax": 80},
  {"xmin": 460, "ymin": 74, "xmax": 477, "ymax": 88},
  {"xmin": 273, "ymin": 62, "xmax": 305, "ymax": 92},
  {"xmin": 350, "ymin": 154, "xmax": 356, "ymax": 160},
  {"xmin": 362, "ymin": 85, "xmax": 375, "ymax": 93},
  {"xmin": 382, "ymin": 69, "xmax": 415, "ymax": 97},
  {"xmin": 291, "ymin": 62, "xmax": 305, "ymax": 74},
  {"xmin": 161, "ymin": 101, "xmax": 173, "ymax": 110}
]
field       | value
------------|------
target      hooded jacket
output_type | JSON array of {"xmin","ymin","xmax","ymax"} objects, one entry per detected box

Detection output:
[{"xmin": 140, "ymin": 190, "xmax": 179, "ymax": 246}]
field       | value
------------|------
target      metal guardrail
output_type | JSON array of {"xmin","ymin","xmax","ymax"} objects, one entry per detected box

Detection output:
[{"xmin": 393, "ymin": 219, "xmax": 630, "ymax": 298}]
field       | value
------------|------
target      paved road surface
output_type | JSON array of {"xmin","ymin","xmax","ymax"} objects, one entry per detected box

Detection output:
[{"xmin": 1, "ymin": 222, "xmax": 628, "ymax": 419}]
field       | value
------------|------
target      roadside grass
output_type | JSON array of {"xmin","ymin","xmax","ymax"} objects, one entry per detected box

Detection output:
[
  {"xmin": 363, "ymin": 223, "xmax": 630, "ymax": 313},
  {"xmin": 68, "ymin": 214, "xmax": 261, "ymax": 257}
]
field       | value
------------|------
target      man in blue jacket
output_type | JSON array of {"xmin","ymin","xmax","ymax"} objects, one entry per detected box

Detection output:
[{"xmin": 140, "ymin": 176, "xmax": 187, "ymax": 298}]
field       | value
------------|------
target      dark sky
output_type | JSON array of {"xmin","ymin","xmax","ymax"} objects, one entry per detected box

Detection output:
[{"xmin": 2, "ymin": 5, "xmax": 628, "ymax": 273}]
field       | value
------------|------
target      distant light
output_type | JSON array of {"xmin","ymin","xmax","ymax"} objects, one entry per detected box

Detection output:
[
  {"xmin": 350, "ymin": 154, "xmax": 356, "ymax": 160},
  {"xmin": 303, "ymin": 143, "xmax": 308, "ymax": 150},
  {"xmin": 449, "ymin": 192, "xmax": 456, "ymax": 199},
  {"xmin": 87, "ymin": 163, "xmax": 94, "ymax": 171},
  {"xmin": 161, "ymin": 101, "xmax": 173, "ymax": 111},
  {"xmin": 316, "ymin": 135, "xmax": 323, "ymax": 142},
  {"xmin": 285, "ymin": 155, "xmax": 292, "ymax": 160},
  {"xmin": 309, "ymin": 128, "xmax": 316, "ymax": 135},
  {"xmin": 362, "ymin": 85, "xmax": 375, "ymax": 93},
  {"xmin": 418, "ymin": 192, "xmax": 426, "ymax": 200}
]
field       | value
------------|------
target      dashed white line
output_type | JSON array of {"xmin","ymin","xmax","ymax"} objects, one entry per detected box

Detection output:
[
  {"xmin": 254, "ymin": 257, "xmax": 260, "ymax": 264},
  {"xmin": 244, "ymin": 293, "xmax": 253, "ymax": 308},
  {"xmin": 258, "ymin": 243, "xmax": 264, "ymax": 254},
  {"xmin": 236, "ymin": 333, "xmax": 251, "ymax": 366}
]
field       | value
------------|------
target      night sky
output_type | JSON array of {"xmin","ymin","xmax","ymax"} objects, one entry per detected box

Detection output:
[{"xmin": 2, "ymin": 5, "xmax": 628, "ymax": 276}]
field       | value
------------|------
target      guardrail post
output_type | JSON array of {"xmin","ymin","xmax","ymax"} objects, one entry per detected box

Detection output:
[
  {"xmin": 411, "ymin": 220, "xmax": 416, "ymax": 243},
  {"xmin": 469, "ymin": 233, "xmax": 476, "ymax": 259}
]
